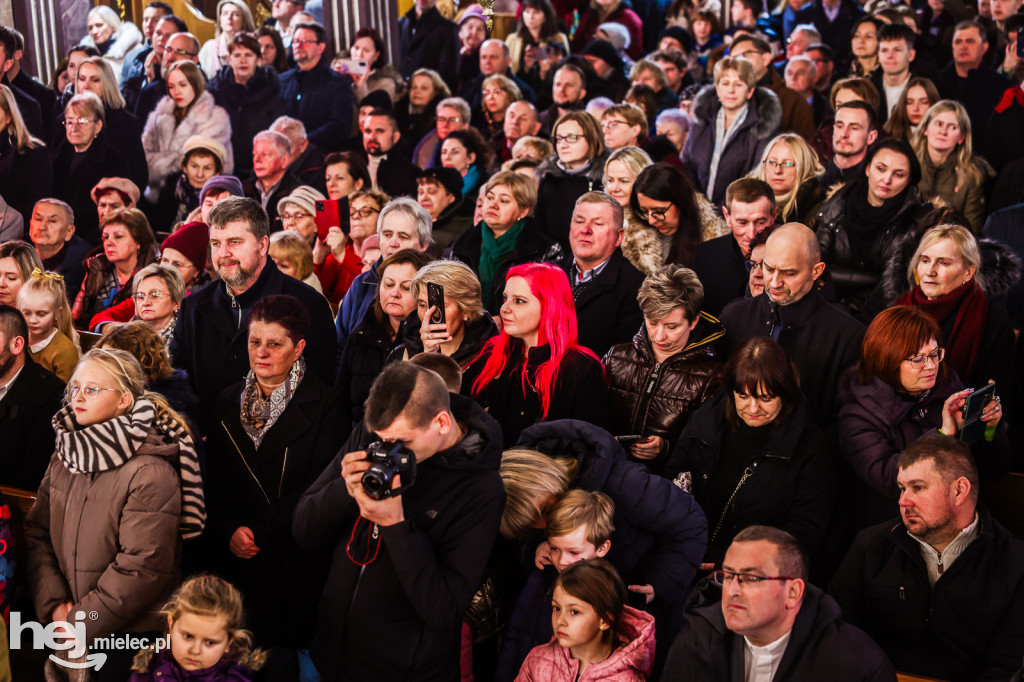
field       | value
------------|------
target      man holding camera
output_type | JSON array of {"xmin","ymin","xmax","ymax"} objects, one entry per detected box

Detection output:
[{"xmin": 293, "ymin": 363, "xmax": 506, "ymax": 681}]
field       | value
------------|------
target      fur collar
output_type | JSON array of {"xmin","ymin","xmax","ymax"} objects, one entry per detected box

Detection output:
[
  {"xmin": 620, "ymin": 196, "xmax": 728, "ymax": 275},
  {"xmin": 689, "ymin": 84, "xmax": 783, "ymax": 141},
  {"xmin": 81, "ymin": 21, "xmax": 144, "ymax": 61}
]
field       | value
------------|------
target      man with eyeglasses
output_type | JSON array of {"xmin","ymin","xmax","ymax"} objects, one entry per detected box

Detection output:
[
  {"xmin": 413, "ymin": 97, "xmax": 471, "ymax": 170},
  {"xmin": 0, "ymin": 305, "xmax": 65, "ymax": 491},
  {"xmin": 694, "ymin": 179, "xmax": 777, "ymax": 316},
  {"xmin": 830, "ymin": 435, "xmax": 1024, "ymax": 681},
  {"xmin": 719, "ymin": 223, "xmax": 864, "ymax": 427},
  {"xmin": 664, "ymin": 525, "xmax": 893, "ymax": 681},
  {"xmin": 279, "ymin": 23, "xmax": 354, "ymax": 152},
  {"xmin": 601, "ymin": 104, "xmax": 646, "ymax": 151},
  {"xmin": 123, "ymin": 13, "xmax": 186, "ymax": 113}
]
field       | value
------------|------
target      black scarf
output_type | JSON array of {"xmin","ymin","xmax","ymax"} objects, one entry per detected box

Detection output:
[{"xmin": 845, "ymin": 178, "xmax": 908, "ymax": 261}]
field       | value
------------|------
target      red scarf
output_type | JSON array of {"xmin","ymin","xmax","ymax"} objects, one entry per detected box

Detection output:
[{"xmin": 895, "ymin": 281, "xmax": 987, "ymax": 383}]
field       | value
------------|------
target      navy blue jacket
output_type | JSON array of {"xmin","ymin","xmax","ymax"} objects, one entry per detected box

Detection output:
[
  {"xmin": 279, "ymin": 59, "xmax": 354, "ymax": 152},
  {"xmin": 170, "ymin": 258, "xmax": 337, "ymax": 433}
]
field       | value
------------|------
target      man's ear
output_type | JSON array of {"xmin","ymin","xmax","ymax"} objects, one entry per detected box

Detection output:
[{"xmin": 811, "ymin": 261, "xmax": 826, "ymax": 281}]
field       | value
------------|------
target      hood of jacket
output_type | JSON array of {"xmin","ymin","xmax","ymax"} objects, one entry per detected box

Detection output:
[
  {"xmin": 690, "ymin": 84, "xmax": 782, "ymax": 142},
  {"xmin": 515, "ymin": 419, "xmax": 627, "ymax": 491},
  {"xmin": 428, "ymin": 392, "xmax": 504, "ymax": 473},
  {"xmin": 630, "ymin": 311, "xmax": 725, "ymax": 365},
  {"xmin": 536, "ymin": 606, "xmax": 655, "ymax": 680},
  {"xmin": 536, "ymin": 150, "xmax": 609, "ymax": 186}
]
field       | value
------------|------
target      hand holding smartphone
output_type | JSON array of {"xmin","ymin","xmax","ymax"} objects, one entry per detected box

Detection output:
[{"xmin": 315, "ymin": 198, "xmax": 349, "ymax": 242}]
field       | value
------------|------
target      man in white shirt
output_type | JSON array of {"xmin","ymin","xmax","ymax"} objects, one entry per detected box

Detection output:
[
  {"xmin": 663, "ymin": 526, "xmax": 895, "ymax": 681},
  {"xmin": 874, "ymin": 23, "xmax": 917, "ymax": 123}
]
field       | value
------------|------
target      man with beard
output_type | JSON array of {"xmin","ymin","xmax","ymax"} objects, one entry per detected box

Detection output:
[
  {"xmin": 361, "ymin": 109, "xmax": 419, "ymax": 198},
  {"xmin": 819, "ymin": 101, "xmax": 878, "ymax": 188},
  {"xmin": 539, "ymin": 64, "xmax": 588, "ymax": 135},
  {"xmin": 0, "ymin": 305, "xmax": 64, "ymax": 490},
  {"xmin": 170, "ymin": 196, "xmax": 336, "ymax": 430},
  {"xmin": 830, "ymin": 435, "xmax": 1024, "ymax": 681}
]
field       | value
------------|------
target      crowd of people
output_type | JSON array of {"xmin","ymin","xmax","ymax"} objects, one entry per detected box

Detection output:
[{"xmin": 1, "ymin": 0, "xmax": 1024, "ymax": 678}]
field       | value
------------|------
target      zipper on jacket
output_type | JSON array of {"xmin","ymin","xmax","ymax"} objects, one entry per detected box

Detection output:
[
  {"xmin": 229, "ymin": 292, "xmax": 242, "ymax": 328},
  {"xmin": 899, "ymin": 586, "xmax": 905, "ymax": 601},
  {"xmin": 710, "ymin": 464, "xmax": 757, "ymax": 544},
  {"xmin": 220, "ymin": 421, "xmax": 271, "ymax": 504},
  {"xmin": 633, "ymin": 362, "xmax": 664, "ymax": 434},
  {"xmin": 278, "ymin": 447, "xmax": 289, "ymax": 499}
]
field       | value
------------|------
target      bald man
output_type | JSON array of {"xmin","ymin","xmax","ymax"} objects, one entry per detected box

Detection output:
[{"xmin": 719, "ymin": 223, "xmax": 865, "ymax": 426}]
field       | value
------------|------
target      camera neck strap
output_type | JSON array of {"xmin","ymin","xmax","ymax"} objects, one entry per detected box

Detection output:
[{"xmin": 346, "ymin": 515, "xmax": 383, "ymax": 566}]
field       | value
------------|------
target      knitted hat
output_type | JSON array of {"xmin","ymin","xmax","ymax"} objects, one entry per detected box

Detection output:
[
  {"xmin": 277, "ymin": 185, "xmax": 327, "ymax": 218},
  {"xmin": 659, "ymin": 26, "xmax": 693, "ymax": 52},
  {"xmin": 162, "ymin": 221, "xmax": 210, "ymax": 272},
  {"xmin": 90, "ymin": 177, "xmax": 141, "ymax": 206},
  {"xmin": 583, "ymin": 39, "xmax": 624, "ymax": 71},
  {"xmin": 199, "ymin": 175, "xmax": 244, "ymax": 204},
  {"xmin": 182, "ymin": 135, "xmax": 228, "ymax": 169},
  {"xmin": 458, "ymin": 5, "xmax": 489, "ymax": 28},
  {"xmin": 597, "ymin": 22, "xmax": 631, "ymax": 52},
  {"xmin": 360, "ymin": 88, "xmax": 393, "ymax": 112},
  {"xmin": 418, "ymin": 167, "xmax": 463, "ymax": 201}
]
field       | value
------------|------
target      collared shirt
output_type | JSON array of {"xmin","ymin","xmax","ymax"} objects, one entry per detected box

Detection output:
[
  {"xmin": 29, "ymin": 329, "xmax": 58, "ymax": 354},
  {"xmin": 256, "ymin": 176, "xmax": 286, "ymax": 211},
  {"xmin": 743, "ymin": 631, "xmax": 792, "ymax": 682},
  {"xmin": 0, "ymin": 365, "xmax": 25, "ymax": 403},
  {"xmin": 573, "ymin": 258, "xmax": 611, "ymax": 284},
  {"xmin": 910, "ymin": 512, "xmax": 982, "ymax": 586},
  {"xmin": 822, "ymin": 0, "xmax": 841, "ymax": 23}
]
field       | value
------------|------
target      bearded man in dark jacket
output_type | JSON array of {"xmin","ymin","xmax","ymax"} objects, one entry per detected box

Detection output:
[{"xmin": 293, "ymin": 363, "xmax": 506, "ymax": 682}]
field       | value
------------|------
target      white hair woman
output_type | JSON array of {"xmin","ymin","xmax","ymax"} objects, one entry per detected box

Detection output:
[{"xmin": 81, "ymin": 5, "xmax": 144, "ymax": 73}]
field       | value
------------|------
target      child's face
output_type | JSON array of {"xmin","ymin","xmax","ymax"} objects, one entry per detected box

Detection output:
[
  {"xmin": 551, "ymin": 584, "xmax": 609, "ymax": 651},
  {"xmin": 168, "ymin": 612, "xmax": 231, "ymax": 672},
  {"xmin": 548, "ymin": 526, "xmax": 610, "ymax": 572},
  {"xmin": 361, "ymin": 248, "xmax": 380, "ymax": 272},
  {"xmin": 693, "ymin": 19, "xmax": 711, "ymax": 40},
  {"xmin": 18, "ymin": 290, "xmax": 56, "ymax": 342},
  {"xmin": 271, "ymin": 255, "xmax": 298, "ymax": 278}
]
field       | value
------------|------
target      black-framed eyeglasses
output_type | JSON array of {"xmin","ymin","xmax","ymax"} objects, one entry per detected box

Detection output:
[
  {"xmin": 745, "ymin": 258, "xmax": 763, "ymax": 272},
  {"xmin": 904, "ymin": 347, "xmax": 945, "ymax": 367},
  {"xmin": 553, "ymin": 133, "xmax": 582, "ymax": 144},
  {"xmin": 636, "ymin": 205, "xmax": 671, "ymax": 222},
  {"xmin": 712, "ymin": 570, "xmax": 799, "ymax": 587},
  {"xmin": 436, "ymin": 115, "xmax": 462, "ymax": 125},
  {"xmin": 763, "ymin": 159, "xmax": 796, "ymax": 169},
  {"xmin": 350, "ymin": 206, "xmax": 380, "ymax": 219}
]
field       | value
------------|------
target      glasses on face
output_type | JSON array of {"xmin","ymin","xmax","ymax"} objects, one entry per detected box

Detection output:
[
  {"xmin": 165, "ymin": 47, "xmax": 198, "ymax": 57},
  {"xmin": 904, "ymin": 347, "xmax": 945, "ymax": 367},
  {"xmin": 745, "ymin": 258, "xmax": 763, "ymax": 272},
  {"xmin": 350, "ymin": 206, "xmax": 380, "ymax": 219},
  {"xmin": 553, "ymin": 133, "xmax": 582, "ymax": 144},
  {"xmin": 763, "ymin": 159, "xmax": 796, "ymax": 169},
  {"xmin": 712, "ymin": 570, "xmax": 798, "ymax": 587},
  {"xmin": 436, "ymin": 115, "xmax": 462, "ymax": 125},
  {"xmin": 281, "ymin": 211, "xmax": 313, "ymax": 223},
  {"xmin": 135, "ymin": 290, "xmax": 168, "ymax": 302},
  {"xmin": 69, "ymin": 385, "xmax": 121, "ymax": 400},
  {"xmin": 292, "ymin": 39, "xmax": 319, "ymax": 48},
  {"xmin": 601, "ymin": 119, "xmax": 628, "ymax": 130},
  {"xmin": 636, "ymin": 205, "xmax": 671, "ymax": 222},
  {"xmin": 65, "ymin": 117, "xmax": 97, "ymax": 129},
  {"xmin": 735, "ymin": 49, "xmax": 764, "ymax": 59}
]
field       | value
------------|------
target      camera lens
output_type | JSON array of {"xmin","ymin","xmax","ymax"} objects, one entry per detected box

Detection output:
[{"xmin": 361, "ymin": 470, "xmax": 390, "ymax": 499}]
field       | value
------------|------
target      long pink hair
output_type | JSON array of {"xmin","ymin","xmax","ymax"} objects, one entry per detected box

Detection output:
[{"xmin": 471, "ymin": 263, "xmax": 601, "ymax": 418}]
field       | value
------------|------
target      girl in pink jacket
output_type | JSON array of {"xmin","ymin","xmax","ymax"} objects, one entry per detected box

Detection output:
[{"xmin": 516, "ymin": 559, "xmax": 656, "ymax": 682}]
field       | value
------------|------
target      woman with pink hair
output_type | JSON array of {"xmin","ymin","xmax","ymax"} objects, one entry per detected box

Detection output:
[{"xmin": 462, "ymin": 262, "xmax": 609, "ymax": 447}]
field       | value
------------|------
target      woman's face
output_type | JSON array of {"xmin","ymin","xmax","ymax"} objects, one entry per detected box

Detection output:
[
  {"xmin": 87, "ymin": 15, "xmax": 115, "ymax": 45},
  {"xmin": 349, "ymin": 196, "xmax": 381, "ymax": 241},
  {"xmin": 923, "ymin": 110, "xmax": 965, "ymax": 154},
  {"xmin": 167, "ymin": 69, "xmax": 197, "ymax": 110},
  {"xmin": 656, "ymin": 120, "xmax": 687, "ymax": 152},
  {"xmin": 70, "ymin": 360, "xmax": 130, "ymax": 427},
  {"xmin": 852, "ymin": 22, "xmax": 878, "ymax": 57},
  {"xmin": 258, "ymin": 35, "xmax": 278, "ymax": 66},
  {"xmin": 715, "ymin": 69, "xmax": 753, "ymax": 112},
  {"xmin": 459, "ymin": 18, "xmax": 487, "ymax": 52},
  {"xmin": 441, "ymin": 137, "xmax": 475, "ymax": 175},
  {"xmin": 325, "ymin": 162, "xmax": 362, "ymax": 200},
  {"xmin": 866, "ymin": 148, "xmax": 911, "ymax": 205},
  {"xmin": 229, "ymin": 46, "xmax": 259, "ymax": 81},
  {"xmin": 733, "ymin": 385, "xmax": 784, "ymax": 427},
  {"xmin": 646, "ymin": 307, "xmax": 697, "ymax": 359},
  {"xmin": 350, "ymin": 36, "xmax": 380, "ymax": 65},
  {"xmin": 833, "ymin": 87, "xmax": 861, "ymax": 108},
  {"xmin": 603, "ymin": 159, "xmax": 637, "ymax": 206},
  {"xmin": 905, "ymin": 85, "xmax": 932, "ymax": 125},
  {"xmin": 379, "ymin": 263, "xmax": 419, "ymax": 322},
  {"xmin": 483, "ymin": 183, "xmax": 528, "ymax": 232},
  {"xmin": 554, "ymin": 120, "xmax": 591, "ymax": 168},
  {"xmin": 500, "ymin": 276, "xmax": 542, "ymax": 345},
  {"xmin": 135, "ymin": 275, "xmax": 177, "ymax": 328},
  {"xmin": 636, "ymin": 192, "xmax": 680, "ymax": 236},
  {"xmin": 248, "ymin": 319, "xmax": 305, "ymax": 386},
  {"xmin": 102, "ymin": 223, "xmax": 140, "ymax": 266},
  {"xmin": 76, "ymin": 62, "xmax": 104, "ymax": 98},
  {"xmin": 409, "ymin": 74, "xmax": 435, "ymax": 108},
  {"xmin": 159, "ymin": 247, "xmax": 199, "ymax": 287},
  {"xmin": 220, "ymin": 3, "xmax": 244, "ymax": 34},
  {"xmin": 417, "ymin": 288, "xmax": 466, "ymax": 339},
  {"xmin": 184, "ymin": 152, "xmax": 218, "ymax": 189},
  {"xmin": 281, "ymin": 202, "xmax": 317, "ymax": 243},
  {"xmin": 763, "ymin": 141, "xmax": 798, "ymax": 195},
  {"xmin": 522, "ymin": 6, "xmax": 545, "ymax": 32},
  {"xmin": 748, "ymin": 243, "xmax": 766, "ymax": 296},
  {"xmin": 916, "ymin": 237, "xmax": 975, "ymax": 299},
  {"xmin": 482, "ymin": 84, "xmax": 512, "ymax": 115},
  {"xmin": 898, "ymin": 337, "xmax": 942, "ymax": 394},
  {"xmin": 64, "ymin": 106, "xmax": 102, "ymax": 149}
]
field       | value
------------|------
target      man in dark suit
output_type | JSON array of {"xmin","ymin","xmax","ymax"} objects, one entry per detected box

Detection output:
[
  {"xmin": 360, "ymin": 109, "xmax": 420, "ymax": 199},
  {"xmin": 694, "ymin": 179, "xmax": 776, "ymax": 317},
  {"xmin": 559, "ymin": 192, "xmax": 645, "ymax": 358},
  {"xmin": 0, "ymin": 306, "xmax": 64, "ymax": 491}
]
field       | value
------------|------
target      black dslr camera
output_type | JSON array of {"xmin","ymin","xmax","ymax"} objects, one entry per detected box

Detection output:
[{"xmin": 361, "ymin": 441, "xmax": 417, "ymax": 499}]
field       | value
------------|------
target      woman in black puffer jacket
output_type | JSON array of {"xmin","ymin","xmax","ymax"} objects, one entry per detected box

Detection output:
[{"xmin": 604, "ymin": 265, "xmax": 723, "ymax": 474}]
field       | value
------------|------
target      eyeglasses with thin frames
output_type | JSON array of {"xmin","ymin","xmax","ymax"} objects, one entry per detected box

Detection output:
[
  {"xmin": 712, "ymin": 570, "xmax": 798, "ymax": 587},
  {"xmin": 65, "ymin": 118, "xmax": 97, "ymax": 129},
  {"xmin": 904, "ymin": 348, "xmax": 945, "ymax": 367},
  {"xmin": 745, "ymin": 259, "xmax": 763, "ymax": 272},
  {"xmin": 553, "ymin": 133, "xmax": 582, "ymax": 144},
  {"xmin": 281, "ymin": 212, "xmax": 313, "ymax": 223},
  {"xmin": 69, "ymin": 385, "xmax": 122, "ymax": 400},
  {"xmin": 763, "ymin": 159, "xmax": 796, "ymax": 169},
  {"xmin": 135, "ymin": 290, "xmax": 168, "ymax": 302}
]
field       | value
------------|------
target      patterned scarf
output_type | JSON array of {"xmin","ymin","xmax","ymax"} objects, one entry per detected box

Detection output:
[
  {"xmin": 239, "ymin": 357, "xmax": 306, "ymax": 449},
  {"xmin": 52, "ymin": 398, "xmax": 207, "ymax": 539}
]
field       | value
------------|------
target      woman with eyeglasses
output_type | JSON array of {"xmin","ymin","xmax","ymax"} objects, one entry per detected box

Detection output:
[
  {"xmin": 748, "ymin": 133, "xmax": 825, "ymax": 224},
  {"xmin": 73, "ymin": 207, "xmax": 158, "ymax": 330},
  {"xmin": 125, "ymin": 263, "xmax": 186, "ymax": 345},
  {"xmin": 662, "ymin": 336, "xmax": 833, "ymax": 568},
  {"xmin": 50, "ymin": 92, "xmax": 131, "ymax": 246},
  {"xmin": 839, "ymin": 305, "xmax": 1008, "ymax": 527}
]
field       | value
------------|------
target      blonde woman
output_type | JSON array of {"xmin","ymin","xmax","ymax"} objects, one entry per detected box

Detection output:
[
  {"xmin": 198, "ymin": 0, "xmax": 257, "ymax": 77},
  {"xmin": 602, "ymin": 146, "xmax": 663, "ymax": 274},
  {"xmin": 749, "ymin": 133, "xmax": 825, "ymax": 224},
  {"xmin": 81, "ymin": 5, "xmax": 143, "ymax": 73},
  {"xmin": 0, "ymin": 84, "xmax": 51, "ymax": 224},
  {"xmin": 911, "ymin": 100, "xmax": 992, "ymax": 234}
]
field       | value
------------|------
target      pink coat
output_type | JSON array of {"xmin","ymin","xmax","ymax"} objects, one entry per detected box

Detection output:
[{"xmin": 514, "ymin": 606, "xmax": 656, "ymax": 682}]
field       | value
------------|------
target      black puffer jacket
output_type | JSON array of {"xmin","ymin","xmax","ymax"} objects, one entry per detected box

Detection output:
[
  {"xmin": 534, "ymin": 153, "xmax": 608, "ymax": 249},
  {"xmin": 388, "ymin": 311, "xmax": 498, "ymax": 368},
  {"xmin": 516, "ymin": 419, "xmax": 707, "ymax": 638},
  {"xmin": 208, "ymin": 65, "xmax": 287, "ymax": 179},
  {"xmin": 662, "ymin": 394, "xmax": 835, "ymax": 564},
  {"xmin": 814, "ymin": 181, "xmax": 932, "ymax": 313},
  {"xmin": 603, "ymin": 312, "xmax": 724, "ymax": 472}
]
